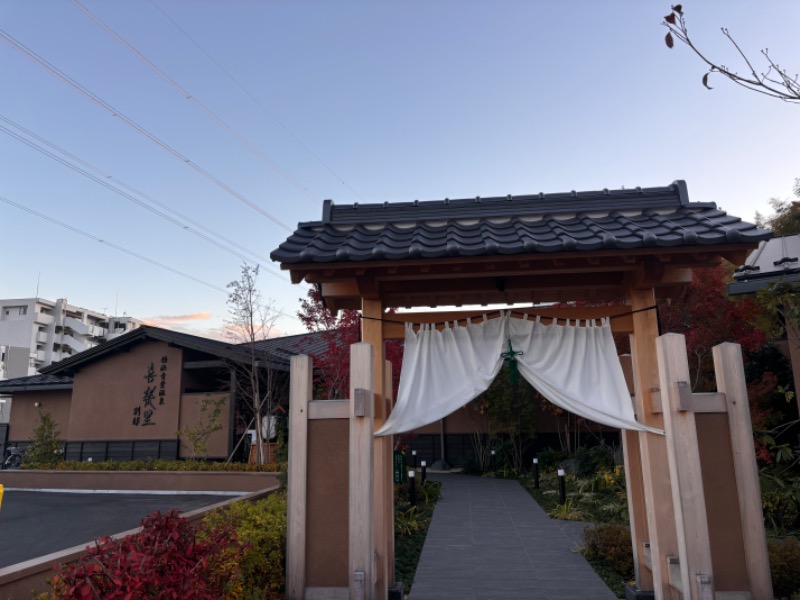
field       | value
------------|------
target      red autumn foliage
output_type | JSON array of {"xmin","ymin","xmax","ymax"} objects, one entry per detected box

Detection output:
[
  {"xmin": 51, "ymin": 510, "xmax": 241, "ymax": 599},
  {"xmin": 658, "ymin": 265, "xmax": 766, "ymax": 391},
  {"xmin": 297, "ymin": 287, "xmax": 403, "ymax": 400}
]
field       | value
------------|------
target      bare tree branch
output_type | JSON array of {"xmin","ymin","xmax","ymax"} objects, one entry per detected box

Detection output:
[{"xmin": 663, "ymin": 5, "xmax": 800, "ymax": 103}]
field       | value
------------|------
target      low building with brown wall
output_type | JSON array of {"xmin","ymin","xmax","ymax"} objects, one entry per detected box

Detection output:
[{"xmin": 0, "ymin": 326, "xmax": 327, "ymax": 463}]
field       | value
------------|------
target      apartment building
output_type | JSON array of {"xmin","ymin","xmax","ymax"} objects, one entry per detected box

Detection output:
[{"xmin": 0, "ymin": 297, "xmax": 141, "ymax": 381}]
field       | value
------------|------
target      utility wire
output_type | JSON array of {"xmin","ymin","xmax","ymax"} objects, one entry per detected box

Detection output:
[
  {"xmin": 0, "ymin": 115, "xmax": 287, "ymax": 281},
  {"xmin": 0, "ymin": 194, "xmax": 228, "ymax": 294},
  {"xmin": 0, "ymin": 28, "xmax": 292, "ymax": 232},
  {"xmin": 149, "ymin": 0, "xmax": 364, "ymax": 202},
  {"xmin": 72, "ymin": 0, "xmax": 321, "ymax": 205}
]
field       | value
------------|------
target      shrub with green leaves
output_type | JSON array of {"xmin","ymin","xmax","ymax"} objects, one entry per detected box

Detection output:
[
  {"xmin": 24, "ymin": 409, "xmax": 62, "ymax": 467},
  {"xmin": 769, "ymin": 536, "xmax": 800, "ymax": 599},
  {"xmin": 24, "ymin": 459, "xmax": 283, "ymax": 472},
  {"xmin": 201, "ymin": 492, "xmax": 287, "ymax": 598},
  {"xmin": 581, "ymin": 523, "xmax": 634, "ymax": 581}
]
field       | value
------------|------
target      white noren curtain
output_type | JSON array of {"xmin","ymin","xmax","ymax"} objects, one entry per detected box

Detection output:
[{"xmin": 374, "ymin": 313, "xmax": 662, "ymax": 436}]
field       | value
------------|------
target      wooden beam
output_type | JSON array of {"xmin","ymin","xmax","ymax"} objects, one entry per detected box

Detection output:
[
  {"xmin": 620, "ymin": 355, "xmax": 652, "ymax": 591},
  {"xmin": 650, "ymin": 389, "xmax": 727, "ymax": 414},
  {"xmin": 383, "ymin": 359, "xmax": 395, "ymax": 587},
  {"xmin": 657, "ymin": 333, "xmax": 715, "ymax": 599},
  {"xmin": 308, "ymin": 399, "xmax": 350, "ymax": 420},
  {"xmin": 349, "ymin": 343, "xmax": 374, "ymax": 600},
  {"xmin": 713, "ymin": 343, "xmax": 773, "ymax": 600},
  {"xmin": 320, "ymin": 280, "xmax": 360, "ymax": 298},
  {"xmin": 381, "ymin": 306, "xmax": 635, "ymax": 339},
  {"xmin": 287, "ymin": 355, "xmax": 312, "ymax": 600},
  {"xmin": 361, "ymin": 300, "xmax": 388, "ymax": 600},
  {"xmin": 627, "ymin": 285, "xmax": 678, "ymax": 599}
]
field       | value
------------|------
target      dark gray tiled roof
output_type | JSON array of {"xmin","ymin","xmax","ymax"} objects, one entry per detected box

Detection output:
[
  {"xmin": 271, "ymin": 181, "xmax": 771, "ymax": 265},
  {"xmin": 0, "ymin": 373, "xmax": 73, "ymax": 392},
  {"xmin": 729, "ymin": 234, "xmax": 800, "ymax": 295},
  {"xmin": 247, "ymin": 330, "xmax": 330, "ymax": 360}
]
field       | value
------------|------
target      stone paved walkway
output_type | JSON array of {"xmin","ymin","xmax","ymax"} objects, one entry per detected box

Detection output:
[{"xmin": 409, "ymin": 474, "xmax": 618, "ymax": 600}]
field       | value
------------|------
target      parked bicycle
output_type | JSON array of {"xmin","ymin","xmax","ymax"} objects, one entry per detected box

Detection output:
[{"xmin": 2, "ymin": 445, "xmax": 23, "ymax": 469}]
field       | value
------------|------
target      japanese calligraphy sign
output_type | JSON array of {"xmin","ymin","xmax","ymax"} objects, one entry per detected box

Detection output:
[{"xmin": 132, "ymin": 355, "xmax": 169, "ymax": 427}]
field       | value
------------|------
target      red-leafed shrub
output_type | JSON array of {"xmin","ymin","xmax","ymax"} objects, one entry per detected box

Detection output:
[{"xmin": 49, "ymin": 509, "xmax": 242, "ymax": 599}]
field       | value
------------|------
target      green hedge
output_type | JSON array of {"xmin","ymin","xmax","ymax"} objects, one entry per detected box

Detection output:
[
  {"xmin": 23, "ymin": 459, "xmax": 284, "ymax": 472},
  {"xmin": 201, "ymin": 493, "xmax": 288, "ymax": 599}
]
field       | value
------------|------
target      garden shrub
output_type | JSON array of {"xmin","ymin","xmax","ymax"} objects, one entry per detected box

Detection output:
[
  {"xmin": 49, "ymin": 509, "xmax": 242, "ymax": 599},
  {"xmin": 201, "ymin": 493, "xmax": 287, "ymax": 598},
  {"xmin": 24, "ymin": 410, "xmax": 63, "ymax": 467},
  {"xmin": 582, "ymin": 523, "xmax": 634, "ymax": 580},
  {"xmin": 762, "ymin": 489, "xmax": 800, "ymax": 531},
  {"xmin": 769, "ymin": 536, "xmax": 800, "ymax": 599},
  {"xmin": 25, "ymin": 459, "xmax": 283, "ymax": 472},
  {"xmin": 536, "ymin": 447, "xmax": 566, "ymax": 471}
]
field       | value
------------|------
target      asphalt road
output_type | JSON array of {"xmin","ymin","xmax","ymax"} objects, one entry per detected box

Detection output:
[{"xmin": 0, "ymin": 490, "xmax": 235, "ymax": 568}]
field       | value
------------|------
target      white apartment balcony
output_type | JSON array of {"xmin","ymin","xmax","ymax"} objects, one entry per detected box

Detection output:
[
  {"xmin": 64, "ymin": 316, "xmax": 89, "ymax": 336},
  {"xmin": 36, "ymin": 331, "xmax": 48, "ymax": 343},
  {"xmin": 35, "ymin": 313, "xmax": 54, "ymax": 325},
  {"xmin": 61, "ymin": 334, "xmax": 91, "ymax": 353},
  {"xmin": 65, "ymin": 317, "xmax": 106, "ymax": 339},
  {"xmin": 35, "ymin": 349, "xmax": 46, "ymax": 361}
]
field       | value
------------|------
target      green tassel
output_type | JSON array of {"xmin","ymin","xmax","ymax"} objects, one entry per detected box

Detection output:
[{"xmin": 500, "ymin": 339, "xmax": 523, "ymax": 385}]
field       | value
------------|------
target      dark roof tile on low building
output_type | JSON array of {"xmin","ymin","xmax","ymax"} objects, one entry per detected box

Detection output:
[
  {"xmin": 271, "ymin": 181, "xmax": 771, "ymax": 265},
  {"xmin": 729, "ymin": 234, "xmax": 800, "ymax": 295},
  {"xmin": 0, "ymin": 373, "xmax": 73, "ymax": 392},
  {"xmin": 247, "ymin": 330, "xmax": 330, "ymax": 360}
]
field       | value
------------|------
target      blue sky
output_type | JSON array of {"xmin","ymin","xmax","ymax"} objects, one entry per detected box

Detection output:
[{"xmin": 1, "ymin": 1, "xmax": 798, "ymax": 339}]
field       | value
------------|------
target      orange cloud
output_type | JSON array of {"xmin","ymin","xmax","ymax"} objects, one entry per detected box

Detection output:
[{"xmin": 144, "ymin": 312, "xmax": 213, "ymax": 326}]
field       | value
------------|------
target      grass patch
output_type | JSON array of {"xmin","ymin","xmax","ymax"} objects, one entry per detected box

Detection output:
[
  {"xmin": 394, "ymin": 479, "xmax": 442, "ymax": 594},
  {"xmin": 583, "ymin": 555, "xmax": 630, "ymax": 599}
]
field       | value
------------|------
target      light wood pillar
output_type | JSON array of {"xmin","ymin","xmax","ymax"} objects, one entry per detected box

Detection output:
[
  {"xmin": 286, "ymin": 355, "xmax": 312, "ymax": 600},
  {"xmin": 349, "ymin": 343, "xmax": 374, "ymax": 600},
  {"xmin": 713, "ymin": 343, "xmax": 773, "ymax": 600},
  {"xmin": 361, "ymin": 299, "xmax": 391, "ymax": 597},
  {"xmin": 657, "ymin": 334, "xmax": 715, "ymax": 599},
  {"xmin": 619, "ymin": 355, "xmax": 652, "ymax": 591},
  {"xmin": 383, "ymin": 358, "xmax": 395, "ymax": 585},
  {"xmin": 626, "ymin": 285, "xmax": 679, "ymax": 599}
]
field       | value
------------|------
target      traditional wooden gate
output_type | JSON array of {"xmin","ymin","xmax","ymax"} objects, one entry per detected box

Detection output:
[{"xmin": 274, "ymin": 181, "xmax": 774, "ymax": 600}]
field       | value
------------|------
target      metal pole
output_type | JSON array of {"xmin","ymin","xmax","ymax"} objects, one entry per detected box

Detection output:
[
  {"xmin": 533, "ymin": 457, "xmax": 539, "ymax": 490},
  {"xmin": 558, "ymin": 468, "xmax": 566, "ymax": 504},
  {"xmin": 421, "ymin": 460, "xmax": 427, "ymax": 485},
  {"xmin": 408, "ymin": 470, "xmax": 416, "ymax": 507}
]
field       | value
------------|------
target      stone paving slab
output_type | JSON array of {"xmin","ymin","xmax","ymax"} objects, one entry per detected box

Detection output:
[{"xmin": 409, "ymin": 474, "xmax": 618, "ymax": 600}]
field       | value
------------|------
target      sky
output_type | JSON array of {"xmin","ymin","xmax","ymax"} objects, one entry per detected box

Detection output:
[{"xmin": 1, "ymin": 1, "xmax": 798, "ymax": 340}]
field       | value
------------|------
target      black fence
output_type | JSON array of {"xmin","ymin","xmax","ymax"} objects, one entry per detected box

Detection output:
[
  {"xmin": 0, "ymin": 424, "xmax": 8, "ymax": 463},
  {"xmin": 6, "ymin": 439, "xmax": 179, "ymax": 464}
]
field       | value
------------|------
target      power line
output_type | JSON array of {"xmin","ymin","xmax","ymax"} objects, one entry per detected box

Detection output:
[
  {"xmin": 0, "ymin": 28, "xmax": 292, "ymax": 232},
  {"xmin": 72, "ymin": 0, "xmax": 322, "ymax": 205},
  {"xmin": 0, "ymin": 115, "xmax": 288, "ymax": 281},
  {"xmin": 149, "ymin": 0, "xmax": 365, "ymax": 203},
  {"xmin": 0, "ymin": 194, "xmax": 228, "ymax": 294}
]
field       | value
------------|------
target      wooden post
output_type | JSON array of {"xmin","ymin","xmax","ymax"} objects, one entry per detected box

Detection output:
[
  {"xmin": 619, "ymin": 355, "xmax": 652, "ymax": 591},
  {"xmin": 626, "ymin": 285, "xmax": 679, "ymax": 599},
  {"xmin": 286, "ymin": 355, "xmax": 312, "ymax": 600},
  {"xmin": 713, "ymin": 343, "xmax": 773, "ymax": 600},
  {"xmin": 384, "ymin": 359, "xmax": 395, "ymax": 585},
  {"xmin": 350, "ymin": 343, "xmax": 374, "ymax": 600},
  {"xmin": 361, "ymin": 299, "xmax": 390, "ymax": 598},
  {"xmin": 656, "ymin": 333, "xmax": 715, "ymax": 600}
]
